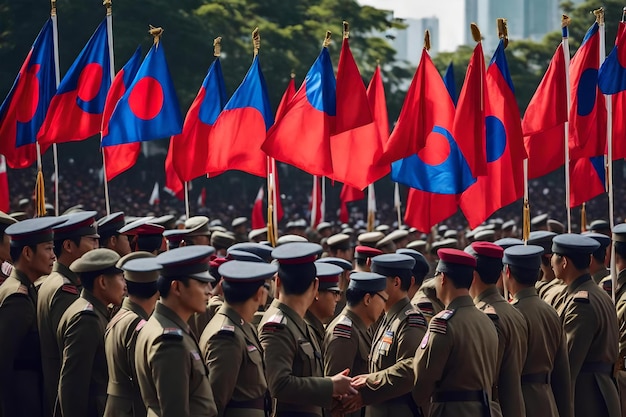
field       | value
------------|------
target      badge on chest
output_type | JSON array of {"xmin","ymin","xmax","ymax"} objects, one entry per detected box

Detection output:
[{"xmin": 377, "ymin": 329, "xmax": 394, "ymax": 356}]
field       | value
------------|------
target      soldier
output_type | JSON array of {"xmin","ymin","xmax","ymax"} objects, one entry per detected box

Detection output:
[
  {"xmin": 104, "ymin": 252, "xmax": 161, "ymax": 417},
  {"xmin": 0, "ymin": 217, "xmax": 61, "ymax": 417},
  {"xmin": 248, "ymin": 227, "xmax": 268, "ymax": 243},
  {"xmin": 97, "ymin": 212, "xmax": 131, "ymax": 256},
  {"xmin": 527, "ymin": 231, "xmax": 562, "ymax": 302},
  {"xmin": 503, "ymin": 245, "xmax": 573, "ymax": 417},
  {"xmin": 135, "ymin": 246, "xmax": 217, "ymax": 417},
  {"xmin": 305, "ymin": 262, "xmax": 343, "ymax": 347},
  {"xmin": 350, "ymin": 253, "xmax": 428, "ymax": 416},
  {"xmin": 400, "ymin": 248, "xmax": 441, "ymax": 324},
  {"xmin": 614, "ymin": 224, "xmax": 626, "ymax": 416},
  {"xmin": 358, "ymin": 231, "xmax": 385, "ymax": 248},
  {"xmin": 466, "ymin": 241, "xmax": 528, "ymax": 417},
  {"xmin": 583, "ymin": 232, "xmax": 610, "ymax": 285},
  {"xmin": 231, "ymin": 217, "xmax": 249, "ymax": 243},
  {"xmin": 0, "ymin": 212, "xmax": 17, "ymax": 285},
  {"xmin": 317, "ymin": 222, "xmax": 333, "ymax": 239},
  {"xmin": 493, "ymin": 237, "xmax": 523, "ymax": 250},
  {"xmin": 184, "ymin": 216, "xmax": 212, "ymax": 246},
  {"xmin": 316, "ymin": 257, "xmax": 353, "ymax": 317},
  {"xmin": 551, "ymin": 234, "xmax": 620, "ymax": 416},
  {"xmin": 589, "ymin": 219, "xmax": 611, "ymax": 237},
  {"xmin": 56, "ymin": 249, "xmax": 125, "ymax": 417},
  {"xmin": 163, "ymin": 228, "xmax": 189, "ymax": 250},
  {"xmin": 258, "ymin": 242, "xmax": 356, "ymax": 417},
  {"xmin": 531, "ymin": 214, "xmax": 549, "ymax": 231},
  {"xmin": 37, "ymin": 211, "xmax": 99, "ymax": 416},
  {"xmin": 326, "ymin": 233, "xmax": 353, "ymax": 262},
  {"xmin": 354, "ymin": 246, "xmax": 382, "ymax": 273},
  {"xmin": 409, "ymin": 248, "xmax": 499, "ymax": 417},
  {"xmin": 212, "ymin": 231, "xmax": 235, "ymax": 256},
  {"xmin": 120, "ymin": 220, "xmax": 165, "ymax": 255},
  {"xmin": 324, "ymin": 272, "xmax": 387, "ymax": 417},
  {"xmin": 200, "ymin": 260, "xmax": 277, "ymax": 417}
]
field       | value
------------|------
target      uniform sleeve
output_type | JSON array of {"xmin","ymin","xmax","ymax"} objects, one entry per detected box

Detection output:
[
  {"xmin": 497, "ymin": 319, "xmax": 527, "ymax": 417},
  {"xmin": 58, "ymin": 313, "xmax": 102, "ymax": 417},
  {"xmin": 551, "ymin": 328, "xmax": 573, "ymax": 417},
  {"xmin": 360, "ymin": 319, "xmax": 426, "ymax": 405},
  {"xmin": 563, "ymin": 300, "xmax": 597, "ymax": 382},
  {"xmin": 259, "ymin": 323, "xmax": 333, "ymax": 408},
  {"xmin": 49, "ymin": 290, "xmax": 78, "ymax": 337},
  {"xmin": 323, "ymin": 328, "xmax": 359, "ymax": 376},
  {"xmin": 205, "ymin": 332, "xmax": 244, "ymax": 417},
  {"xmin": 150, "ymin": 338, "xmax": 192, "ymax": 417},
  {"xmin": 412, "ymin": 330, "xmax": 452, "ymax": 405}
]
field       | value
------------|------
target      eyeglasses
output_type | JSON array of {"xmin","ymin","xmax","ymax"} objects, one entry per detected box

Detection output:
[
  {"xmin": 263, "ymin": 282, "xmax": 271, "ymax": 291},
  {"xmin": 321, "ymin": 289, "xmax": 342, "ymax": 297},
  {"xmin": 375, "ymin": 292, "xmax": 388, "ymax": 303}
]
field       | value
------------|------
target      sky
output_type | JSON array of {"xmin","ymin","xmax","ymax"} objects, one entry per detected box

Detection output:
[{"xmin": 358, "ymin": 0, "xmax": 465, "ymax": 52}]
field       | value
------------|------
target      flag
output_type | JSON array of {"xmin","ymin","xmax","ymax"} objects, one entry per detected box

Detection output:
[
  {"xmin": 262, "ymin": 45, "xmax": 335, "ymax": 177},
  {"xmin": 600, "ymin": 22, "xmax": 626, "ymax": 160},
  {"xmin": 148, "ymin": 182, "xmax": 160, "ymax": 206},
  {"xmin": 172, "ymin": 57, "xmax": 227, "ymax": 182},
  {"xmin": 101, "ymin": 47, "xmax": 143, "ymax": 180},
  {"xmin": 460, "ymin": 39, "xmax": 526, "ymax": 228},
  {"xmin": 197, "ymin": 187, "xmax": 207, "ymax": 207},
  {"xmin": 443, "ymin": 62, "xmax": 457, "ymax": 106},
  {"xmin": 0, "ymin": 20, "xmax": 56, "ymax": 169},
  {"xmin": 206, "ymin": 55, "xmax": 273, "ymax": 177},
  {"xmin": 339, "ymin": 184, "xmax": 365, "ymax": 223},
  {"xmin": 453, "ymin": 40, "xmax": 487, "ymax": 176},
  {"xmin": 0, "ymin": 155, "xmax": 8, "ymax": 212},
  {"xmin": 522, "ymin": 43, "xmax": 567, "ymax": 179},
  {"xmin": 38, "ymin": 20, "xmax": 110, "ymax": 145},
  {"xmin": 164, "ymin": 144, "xmax": 184, "ymax": 200},
  {"xmin": 330, "ymin": 46, "xmax": 387, "ymax": 189},
  {"xmin": 310, "ymin": 176, "xmax": 323, "ymax": 228},
  {"xmin": 570, "ymin": 156, "xmax": 605, "ymax": 207},
  {"xmin": 367, "ymin": 183, "xmax": 376, "ymax": 231},
  {"xmin": 102, "ymin": 41, "xmax": 182, "ymax": 146},
  {"xmin": 251, "ymin": 186, "xmax": 265, "ymax": 229},
  {"xmin": 275, "ymin": 76, "xmax": 296, "ymax": 121},
  {"xmin": 568, "ymin": 22, "xmax": 606, "ymax": 160}
]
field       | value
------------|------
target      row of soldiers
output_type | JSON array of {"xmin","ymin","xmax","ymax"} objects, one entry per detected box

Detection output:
[{"xmin": 0, "ymin": 208, "xmax": 623, "ymax": 417}]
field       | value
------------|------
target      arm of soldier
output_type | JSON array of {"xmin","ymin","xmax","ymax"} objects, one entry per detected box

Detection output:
[
  {"xmin": 551, "ymin": 328, "xmax": 573, "ymax": 417},
  {"xmin": 49, "ymin": 289, "xmax": 78, "ymax": 334},
  {"xmin": 562, "ymin": 300, "xmax": 597, "ymax": 382},
  {"xmin": 259, "ymin": 323, "xmax": 333, "ymax": 408},
  {"xmin": 150, "ymin": 337, "xmax": 192, "ymax": 417},
  {"xmin": 412, "ymin": 330, "xmax": 452, "ymax": 405},
  {"xmin": 617, "ymin": 298, "xmax": 626, "ymax": 359},
  {"xmin": 205, "ymin": 331, "xmax": 244, "ymax": 417},
  {"xmin": 58, "ymin": 314, "xmax": 101, "ymax": 417},
  {"xmin": 323, "ymin": 327, "xmax": 359, "ymax": 376},
  {"xmin": 497, "ymin": 326, "xmax": 527, "ymax": 417}
]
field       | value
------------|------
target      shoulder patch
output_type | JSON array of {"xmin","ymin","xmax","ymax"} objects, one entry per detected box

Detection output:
[
  {"xmin": 218, "ymin": 324, "xmax": 235, "ymax": 335},
  {"xmin": 332, "ymin": 316, "xmax": 353, "ymax": 339},
  {"xmin": 405, "ymin": 310, "xmax": 427, "ymax": 328},
  {"xmin": 16, "ymin": 284, "xmax": 28, "ymax": 295},
  {"xmin": 135, "ymin": 319, "xmax": 147, "ymax": 332},
  {"xmin": 420, "ymin": 331, "xmax": 431, "ymax": 349},
  {"xmin": 428, "ymin": 309, "xmax": 455, "ymax": 335},
  {"xmin": 266, "ymin": 312, "xmax": 285, "ymax": 324},
  {"xmin": 573, "ymin": 290, "xmax": 590, "ymax": 303},
  {"xmin": 62, "ymin": 276, "xmax": 72, "ymax": 285},
  {"xmin": 61, "ymin": 284, "xmax": 78, "ymax": 295},
  {"xmin": 415, "ymin": 298, "xmax": 434, "ymax": 314},
  {"xmin": 162, "ymin": 327, "xmax": 184, "ymax": 339},
  {"xmin": 482, "ymin": 305, "xmax": 499, "ymax": 320},
  {"xmin": 82, "ymin": 302, "xmax": 94, "ymax": 312},
  {"xmin": 338, "ymin": 315, "xmax": 352, "ymax": 327}
]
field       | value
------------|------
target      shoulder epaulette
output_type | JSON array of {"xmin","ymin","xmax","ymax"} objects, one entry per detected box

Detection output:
[
  {"xmin": 332, "ymin": 315, "xmax": 353, "ymax": 339},
  {"xmin": 428, "ymin": 309, "xmax": 455, "ymax": 335},
  {"xmin": 262, "ymin": 312, "xmax": 285, "ymax": 333},
  {"xmin": 573, "ymin": 290, "xmax": 590, "ymax": 303},
  {"xmin": 62, "ymin": 276, "xmax": 72, "ymax": 285},
  {"xmin": 135, "ymin": 319, "xmax": 147, "ymax": 332},
  {"xmin": 107, "ymin": 309, "xmax": 133, "ymax": 330},
  {"xmin": 162, "ymin": 327, "xmax": 184, "ymax": 340},
  {"xmin": 79, "ymin": 302, "xmax": 97, "ymax": 315},
  {"xmin": 218, "ymin": 323, "xmax": 235, "ymax": 335},
  {"xmin": 16, "ymin": 284, "xmax": 28, "ymax": 296},
  {"xmin": 482, "ymin": 305, "xmax": 499, "ymax": 320},
  {"xmin": 61, "ymin": 284, "xmax": 78, "ymax": 295},
  {"xmin": 405, "ymin": 309, "xmax": 427, "ymax": 328},
  {"xmin": 415, "ymin": 298, "xmax": 434, "ymax": 315}
]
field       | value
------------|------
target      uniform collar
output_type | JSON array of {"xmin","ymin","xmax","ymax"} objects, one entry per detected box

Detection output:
[
  {"xmin": 447, "ymin": 294, "xmax": 475, "ymax": 310},
  {"xmin": 385, "ymin": 296, "xmax": 411, "ymax": 320},
  {"xmin": 221, "ymin": 304, "xmax": 245, "ymax": 327},
  {"xmin": 154, "ymin": 301, "xmax": 192, "ymax": 334},
  {"xmin": 305, "ymin": 310, "xmax": 325, "ymax": 340},
  {"xmin": 12, "ymin": 267, "xmax": 32, "ymax": 288},
  {"xmin": 80, "ymin": 288, "xmax": 111, "ymax": 320},
  {"xmin": 513, "ymin": 286, "xmax": 538, "ymax": 300},
  {"xmin": 567, "ymin": 273, "xmax": 592, "ymax": 294},
  {"xmin": 122, "ymin": 297, "xmax": 149, "ymax": 320},
  {"xmin": 52, "ymin": 261, "xmax": 80, "ymax": 285},
  {"xmin": 474, "ymin": 285, "xmax": 501, "ymax": 304},
  {"xmin": 344, "ymin": 308, "xmax": 367, "ymax": 332}
]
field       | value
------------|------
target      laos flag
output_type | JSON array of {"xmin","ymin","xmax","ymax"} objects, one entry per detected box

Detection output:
[
  {"xmin": 570, "ymin": 156, "xmax": 605, "ymax": 208},
  {"xmin": 38, "ymin": 19, "xmax": 110, "ymax": 145},
  {"xmin": 0, "ymin": 19, "xmax": 55, "ymax": 169},
  {"xmin": 101, "ymin": 41, "xmax": 182, "ymax": 147},
  {"xmin": 262, "ymin": 46, "xmax": 336, "ymax": 177},
  {"xmin": 206, "ymin": 55, "xmax": 273, "ymax": 178},
  {"xmin": 102, "ymin": 47, "xmax": 143, "ymax": 181},
  {"xmin": 460, "ymin": 39, "xmax": 526, "ymax": 228},
  {"xmin": 172, "ymin": 57, "xmax": 227, "ymax": 182}
]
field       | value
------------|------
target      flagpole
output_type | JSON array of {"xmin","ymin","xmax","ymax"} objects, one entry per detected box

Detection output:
[
  {"xmin": 394, "ymin": 182, "xmax": 402, "ymax": 228},
  {"xmin": 183, "ymin": 181, "xmax": 190, "ymax": 219},
  {"xmin": 50, "ymin": 0, "xmax": 62, "ymax": 216},
  {"xmin": 271, "ymin": 158, "xmax": 279, "ymax": 240},
  {"xmin": 311, "ymin": 175, "xmax": 318, "ymax": 227},
  {"xmin": 101, "ymin": 0, "xmax": 114, "ymax": 216},
  {"xmin": 523, "ymin": 159, "xmax": 530, "ymax": 242},
  {"xmin": 321, "ymin": 176, "xmax": 326, "ymax": 223},
  {"xmin": 562, "ymin": 15, "xmax": 572, "ymax": 233}
]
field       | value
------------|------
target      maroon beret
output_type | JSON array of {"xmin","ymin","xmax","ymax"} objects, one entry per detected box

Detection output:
[
  {"xmin": 437, "ymin": 248, "xmax": 477, "ymax": 268},
  {"xmin": 469, "ymin": 242, "xmax": 504, "ymax": 259}
]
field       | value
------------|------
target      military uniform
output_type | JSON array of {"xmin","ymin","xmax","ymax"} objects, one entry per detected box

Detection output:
[
  {"xmin": 191, "ymin": 295, "xmax": 224, "ymax": 338},
  {"xmin": 305, "ymin": 309, "xmax": 327, "ymax": 349},
  {"xmin": 616, "ymin": 288, "xmax": 626, "ymax": 416},
  {"xmin": 411, "ymin": 282, "xmax": 443, "ymax": 324},
  {"xmin": 412, "ymin": 296, "xmax": 499, "ymax": 417}
]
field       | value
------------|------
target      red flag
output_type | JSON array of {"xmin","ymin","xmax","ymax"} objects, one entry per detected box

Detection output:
[
  {"xmin": 275, "ymin": 76, "xmax": 296, "ymax": 122},
  {"xmin": 251, "ymin": 186, "xmax": 265, "ymax": 229},
  {"xmin": 405, "ymin": 189, "xmax": 457, "ymax": 233},
  {"xmin": 164, "ymin": 142, "xmax": 184, "ymax": 200},
  {"xmin": 453, "ymin": 41, "xmax": 487, "ymax": 177},
  {"xmin": 608, "ymin": 23, "xmax": 626, "ymax": 160},
  {"xmin": 309, "ymin": 177, "xmax": 323, "ymax": 228},
  {"xmin": 570, "ymin": 156, "xmax": 605, "ymax": 207},
  {"xmin": 339, "ymin": 184, "xmax": 365, "ymax": 223},
  {"xmin": 0, "ymin": 155, "xmax": 9, "ymax": 213},
  {"xmin": 197, "ymin": 188, "xmax": 207, "ymax": 207},
  {"xmin": 148, "ymin": 182, "xmax": 160, "ymax": 206},
  {"xmin": 522, "ymin": 43, "xmax": 567, "ymax": 179}
]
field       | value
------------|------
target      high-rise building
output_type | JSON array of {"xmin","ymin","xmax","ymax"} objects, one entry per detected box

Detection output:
[
  {"xmin": 390, "ymin": 17, "xmax": 440, "ymax": 66},
  {"xmin": 524, "ymin": 0, "xmax": 560, "ymax": 41}
]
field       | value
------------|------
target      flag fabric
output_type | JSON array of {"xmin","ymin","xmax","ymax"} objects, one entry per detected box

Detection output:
[
  {"xmin": 522, "ymin": 43, "xmax": 568, "ymax": 179},
  {"xmin": 164, "ymin": 144, "xmax": 184, "ymax": 200},
  {"xmin": 101, "ymin": 47, "xmax": 143, "ymax": 180},
  {"xmin": 443, "ymin": 62, "xmax": 457, "ymax": 106},
  {"xmin": 404, "ymin": 188, "xmax": 458, "ymax": 233},
  {"xmin": 310, "ymin": 176, "xmax": 323, "ymax": 228},
  {"xmin": 0, "ymin": 155, "xmax": 9, "ymax": 212},
  {"xmin": 275, "ymin": 76, "xmax": 296, "ymax": 122},
  {"xmin": 262, "ymin": 46, "xmax": 336, "ymax": 177},
  {"xmin": 172, "ymin": 57, "xmax": 227, "ymax": 182},
  {"xmin": 568, "ymin": 22, "xmax": 606, "ymax": 160},
  {"xmin": 102, "ymin": 41, "xmax": 182, "ymax": 146},
  {"xmin": 452, "ymin": 41, "xmax": 487, "ymax": 177},
  {"xmin": 460, "ymin": 40, "xmax": 527, "ymax": 228},
  {"xmin": 600, "ymin": 22, "xmax": 626, "ymax": 160},
  {"xmin": 148, "ymin": 182, "xmax": 160, "ymax": 206},
  {"xmin": 339, "ymin": 184, "xmax": 365, "ymax": 223},
  {"xmin": 197, "ymin": 187, "xmax": 207, "ymax": 207},
  {"xmin": 251, "ymin": 186, "xmax": 265, "ymax": 229},
  {"xmin": 206, "ymin": 55, "xmax": 273, "ymax": 178},
  {"xmin": 570, "ymin": 156, "xmax": 605, "ymax": 207},
  {"xmin": 38, "ymin": 20, "xmax": 110, "ymax": 145},
  {"xmin": 0, "ymin": 19, "xmax": 56, "ymax": 169}
]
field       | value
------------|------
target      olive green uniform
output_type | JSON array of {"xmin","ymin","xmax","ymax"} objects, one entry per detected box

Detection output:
[
  {"xmin": 56, "ymin": 289, "xmax": 110, "ymax": 417},
  {"xmin": 541, "ymin": 279, "xmax": 568, "ymax": 311},
  {"xmin": 0, "ymin": 268, "xmax": 43, "ymax": 417},
  {"xmin": 190, "ymin": 295, "xmax": 224, "ymax": 338},
  {"xmin": 615, "ymin": 285, "xmax": 626, "ymax": 416},
  {"xmin": 361, "ymin": 297, "xmax": 428, "ymax": 417},
  {"xmin": 412, "ymin": 295, "xmax": 498, "ymax": 417},
  {"xmin": 200, "ymin": 305, "xmax": 267, "ymax": 417},
  {"xmin": 258, "ymin": 299, "xmax": 334, "ymax": 417},
  {"xmin": 413, "ymin": 279, "xmax": 445, "ymax": 323},
  {"xmin": 511, "ymin": 287, "xmax": 573, "ymax": 417},
  {"xmin": 305, "ymin": 310, "xmax": 326, "ymax": 350},
  {"xmin": 104, "ymin": 298, "xmax": 150, "ymax": 417},
  {"xmin": 37, "ymin": 262, "xmax": 81, "ymax": 416},
  {"xmin": 592, "ymin": 266, "xmax": 609, "ymax": 285},
  {"xmin": 474, "ymin": 287, "xmax": 527, "ymax": 417},
  {"xmin": 560, "ymin": 274, "xmax": 620, "ymax": 417},
  {"xmin": 135, "ymin": 302, "xmax": 217, "ymax": 417}
]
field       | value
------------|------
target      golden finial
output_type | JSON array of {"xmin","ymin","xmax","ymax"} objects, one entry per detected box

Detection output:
[
  {"xmin": 343, "ymin": 21, "xmax": 349, "ymax": 39},
  {"xmin": 323, "ymin": 31, "xmax": 332, "ymax": 48},
  {"xmin": 252, "ymin": 27, "xmax": 260, "ymax": 57},
  {"xmin": 51, "ymin": 0, "xmax": 57, "ymax": 17},
  {"xmin": 562, "ymin": 14, "xmax": 571, "ymax": 27},
  {"xmin": 290, "ymin": 70, "xmax": 295, "ymax": 79},
  {"xmin": 593, "ymin": 7, "xmax": 604, "ymax": 25},
  {"xmin": 424, "ymin": 30, "xmax": 431, "ymax": 51},
  {"xmin": 471, "ymin": 23, "xmax": 482, "ymax": 43},
  {"xmin": 149, "ymin": 25, "xmax": 164, "ymax": 45},
  {"xmin": 213, "ymin": 37, "xmax": 222, "ymax": 57},
  {"xmin": 497, "ymin": 18, "xmax": 508, "ymax": 48},
  {"xmin": 103, "ymin": 0, "xmax": 112, "ymax": 16}
]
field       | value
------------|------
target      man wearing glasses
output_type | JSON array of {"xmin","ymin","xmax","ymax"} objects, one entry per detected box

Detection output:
[{"xmin": 305, "ymin": 262, "xmax": 344, "ymax": 347}]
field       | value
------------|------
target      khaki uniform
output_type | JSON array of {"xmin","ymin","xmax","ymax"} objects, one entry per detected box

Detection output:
[
  {"xmin": 258, "ymin": 299, "xmax": 333, "ymax": 416},
  {"xmin": 511, "ymin": 287, "xmax": 573, "ymax": 417},
  {"xmin": 0, "ymin": 269, "xmax": 43, "ymax": 417},
  {"xmin": 599, "ymin": 269, "xmax": 626, "ymax": 300},
  {"xmin": 412, "ymin": 295, "xmax": 499, "ymax": 417},
  {"xmin": 200, "ymin": 305, "xmax": 267, "ymax": 417},
  {"xmin": 616, "ymin": 286, "xmax": 626, "ymax": 416},
  {"xmin": 0, "ymin": 261, "xmax": 11, "ymax": 285},
  {"xmin": 135, "ymin": 302, "xmax": 217, "ymax": 417},
  {"xmin": 104, "ymin": 298, "xmax": 150, "ymax": 417},
  {"xmin": 56, "ymin": 289, "xmax": 110, "ymax": 417},
  {"xmin": 190, "ymin": 295, "xmax": 224, "ymax": 338},
  {"xmin": 37, "ymin": 262, "xmax": 81, "ymax": 416},
  {"xmin": 560, "ymin": 274, "xmax": 620, "ymax": 417},
  {"xmin": 305, "ymin": 310, "xmax": 326, "ymax": 350},
  {"xmin": 361, "ymin": 297, "xmax": 427, "ymax": 417},
  {"xmin": 592, "ymin": 266, "xmax": 609, "ymax": 285},
  {"xmin": 413, "ymin": 279, "xmax": 445, "ymax": 323},
  {"xmin": 541, "ymin": 279, "xmax": 568, "ymax": 311},
  {"xmin": 474, "ymin": 287, "xmax": 527, "ymax": 417},
  {"xmin": 323, "ymin": 308, "xmax": 371, "ymax": 417}
]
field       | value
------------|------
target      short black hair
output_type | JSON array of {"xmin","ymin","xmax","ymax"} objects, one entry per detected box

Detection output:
[
  {"xmin": 508, "ymin": 265, "xmax": 540, "ymax": 286},
  {"xmin": 345, "ymin": 288, "xmax": 377, "ymax": 307},
  {"xmin": 126, "ymin": 281, "xmax": 158, "ymax": 299},
  {"xmin": 80, "ymin": 269, "xmax": 122, "ymax": 291},
  {"xmin": 395, "ymin": 270, "xmax": 413, "ymax": 292},
  {"xmin": 616, "ymin": 242, "xmax": 626, "ymax": 260},
  {"xmin": 592, "ymin": 246, "xmax": 606, "ymax": 263},
  {"xmin": 136, "ymin": 235, "xmax": 162, "ymax": 253},
  {"xmin": 278, "ymin": 263, "xmax": 316, "ymax": 295},
  {"xmin": 444, "ymin": 270, "xmax": 473, "ymax": 289},
  {"xmin": 10, "ymin": 244, "xmax": 37, "ymax": 264},
  {"xmin": 54, "ymin": 236, "xmax": 82, "ymax": 257},
  {"xmin": 475, "ymin": 258, "xmax": 503, "ymax": 285},
  {"xmin": 355, "ymin": 258, "xmax": 367, "ymax": 267},
  {"xmin": 223, "ymin": 281, "xmax": 264, "ymax": 304},
  {"xmin": 157, "ymin": 275, "xmax": 190, "ymax": 298},
  {"xmin": 561, "ymin": 254, "xmax": 591, "ymax": 270}
]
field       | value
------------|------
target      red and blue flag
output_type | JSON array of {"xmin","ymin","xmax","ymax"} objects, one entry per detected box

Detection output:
[
  {"xmin": 0, "ymin": 19, "xmax": 56, "ymax": 168},
  {"xmin": 443, "ymin": 62, "xmax": 457, "ymax": 106},
  {"xmin": 570, "ymin": 156, "xmax": 605, "ymax": 208},
  {"xmin": 38, "ymin": 19, "xmax": 110, "ymax": 146},
  {"xmin": 600, "ymin": 22, "xmax": 626, "ymax": 160}
]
